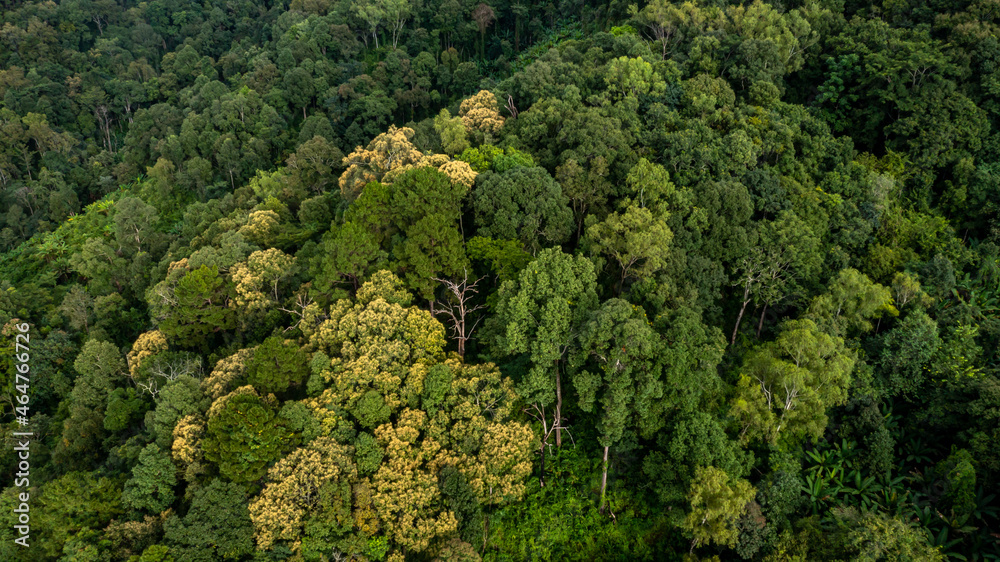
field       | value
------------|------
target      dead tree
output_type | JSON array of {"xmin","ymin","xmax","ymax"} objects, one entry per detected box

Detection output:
[
  {"xmin": 278, "ymin": 292, "xmax": 315, "ymax": 333},
  {"xmin": 524, "ymin": 402, "xmax": 572, "ymax": 488},
  {"xmin": 431, "ymin": 270, "xmax": 486, "ymax": 358}
]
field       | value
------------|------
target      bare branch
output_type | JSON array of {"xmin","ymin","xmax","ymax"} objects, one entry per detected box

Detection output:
[{"xmin": 431, "ymin": 269, "xmax": 487, "ymax": 358}]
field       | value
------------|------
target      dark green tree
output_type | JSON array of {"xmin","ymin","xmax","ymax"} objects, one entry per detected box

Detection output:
[{"xmin": 203, "ymin": 389, "xmax": 292, "ymax": 483}]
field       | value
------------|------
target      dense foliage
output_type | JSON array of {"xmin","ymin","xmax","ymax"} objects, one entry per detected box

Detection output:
[{"xmin": 1, "ymin": 0, "xmax": 999, "ymax": 560}]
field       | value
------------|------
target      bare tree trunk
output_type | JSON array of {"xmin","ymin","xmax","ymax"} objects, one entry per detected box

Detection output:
[
  {"xmin": 538, "ymin": 407, "xmax": 548, "ymax": 487},
  {"xmin": 756, "ymin": 303, "xmax": 768, "ymax": 338},
  {"xmin": 555, "ymin": 365, "xmax": 563, "ymax": 447},
  {"xmin": 731, "ymin": 295, "xmax": 750, "ymax": 345},
  {"xmin": 599, "ymin": 445, "xmax": 609, "ymax": 513}
]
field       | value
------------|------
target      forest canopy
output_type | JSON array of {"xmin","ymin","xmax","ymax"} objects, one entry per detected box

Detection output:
[{"xmin": 1, "ymin": 0, "xmax": 999, "ymax": 560}]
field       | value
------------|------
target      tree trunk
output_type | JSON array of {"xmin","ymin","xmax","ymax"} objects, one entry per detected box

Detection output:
[
  {"xmin": 481, "ymin": 512, "xmax": 490, "ymax": 556},
  {"xmin": 599, "ymin": 445, "xmax": 609, "ymax": 513},
  {"xmin": 555, "ymin": 365, "xmax": 563, "ymax": 447},
  {"xmin": 731, "ymin": 297, "xmax": 750, "ymax": 345},
  {"xmin": 756, "ymin": 303, "xmax": 767, "ymax": 338},
  {"xmin": 539, "ymin": 444, "xmax": 546, "ymax": 487}
]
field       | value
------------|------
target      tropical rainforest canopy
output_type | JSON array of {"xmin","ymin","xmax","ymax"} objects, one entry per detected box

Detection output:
[{"xmin": 0, "ymin": 0, "xmax": 999, "ymax": 560}]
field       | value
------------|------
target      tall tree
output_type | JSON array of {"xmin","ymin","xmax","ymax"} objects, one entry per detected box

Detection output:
[
  {"xmin": 487, "ymin": 248, "xmax": 599, "ymax": 448},
  {"xmin": 570, "ymin": 298, "xmax": 666, "ymax": 511}
]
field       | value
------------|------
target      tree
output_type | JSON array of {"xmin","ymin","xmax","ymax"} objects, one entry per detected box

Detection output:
[
  {"xmin": 164, "ymin": 479, "xmax": 255, "ymax": 561},
  {"xmin": 604, "ymin": 56, "xmax": 668, "ymax": 101},
  {"xmin": 353, "ymin": 0, "xmax": 386, "ymax": 48},
  {"xmin": 379, "ymin": 166, "xmax": 469, "ymax": 228},
  {"xmin": 806, "ymin": 268, "xmax": 898, "ymax": 337},
  {"xmin": 104, "ymin": 387, "xmax": 147, "ymax": 432},
  {"xmin": 203, "ymin": 387, "xmax": 292, "ymax": 483},
  {"xmin": 621, "ymin": 157, "xmax": 682, "ymax": 216},
  {"xmin": 305, "ymin": 271, "xmax": 446, "ymax": 417},
  {"xmin": 487, "ymin": 248, "xmax": 599, "ymax": 448},
  {"xmin": 635, "ymin": 0, "xmax": 690, "ymax": 60},
  {"xmin": 434, "ymin": 109, "xmax": 469, "ymax": 156},
  {"xmin": 422, "ymin": 359, "xmax": 534, "ymax": 507},
  {"xmin": 434, "ymin": 538, "xmax": 481, "ymax": 562},
  {"xmin": 60, "ymin": 285, "xmax": 94, "ymax": 335},
  {"xmin": 459, "ymin": 90, "xmax": 503, "ymax": 144},
  {"xmin": 312, "ymin": 221, "xmax": 387, "ymax": 294},
  {"xmin": 466, "ymin": 236, "xmax": 533, "ymax": 284},
  {"xmin": 431, "ymin": 271, "xmax": 486, "ymax": 358},
  {"xmin": 746, "ymin": 211, "xmax": 825, "ymax": 337},
  {"xmin": 338, "ymin": 125, "xmax": 424, "ymax": 201},
  {"xmin": 249, "ymin": 437, "xmax": 361, "ymax": 554},
  {"xmin": 336, "ymin": 167, "xmax": 470, "ymax": 300},
  {"xmin": 586, "ymin": 204, "xmax": 673, "ymax": 295},
  {"xmin": 155, "ymin": 265, "xmax": 236, "ymax": 348},
  {"xmin": 70, "ymin": 237, "xmax": 130, "ymax": 295},
  {"xmin": 470, "ymin": 6, "xmax": 495, "ymax": 61},
  {"xmin": 729, "ymin": 246, "xmax": 788, "ymax": 345},
  {"xmin": 147, "ymin": 375, "xmax": 210, "ymax": 449},
  {"xmin": 113, "ymin": 196, "xmax": 159, "ymax": 254},
  {"xmin": 570, "ymin": 298, "xmax": 666, "ymax": 511},
  {"xmin": 245, "ymin": 336, "xmax": 310, "ymax": 394},
  {"xmin": 816, "ymin": 18, "xmax": 986, "ymax": 191},
  {"xmin": 731, "ymin": 319, "xmax": 856, "ymax": 446},
  {"xmin": 53, "ymin": 340, "xmax": 126, "ymax": 469},
  {"xmin": 890, "ymin": 271, "xmax": 932, "ymax": 311},
  {"xmin": 472, "ymin": 167, "xmax": 573, "ymax": 252},
  {"xmin": 127, "ymin": 330, "xmax": 170, "ymax": 379},
  {"xmin": 371, "ymin": 408, "xmax": 459, "ymax": 555},
  {"xmin": 122, "ymin": 444, "xmax": 177, "ymax": 515},
  {"xmin": 384, "ymin": 0, "xmax": 411, "ymax": 48},
  {"xmin": 127, "ymin": 331, "xmax": 203, "ymax": 399},
  {"xmin": 643, "ymin": 411, "xmax": 751, "ymax": 510},
  {"xmin": 26, "ymin": 472, "xmax": 124, "ymax": 560},
  {"xmin": 230, "ymin": 249, "xmax": 296, "ymax": 313},
  {"xmin": 284, "ymin": 67, "xmax": 316, "ymax": 120},
  {"xmin": 682, "ymin": 466, "xmax": 756, "ymax": 552},
  {"xmin": 285, "ymin": 135, "xmax": 345, "ymax": 195},
  {"xmin": 395, "ymin": 212, "xmax": 468, "ymax": 300},
  {"xmin": 874, "ymin": 308, "xmax": 941, "ymax": 398},
  {"xmin": 777, "ymin": 507, "xmax": 945, "ymax": 561}
]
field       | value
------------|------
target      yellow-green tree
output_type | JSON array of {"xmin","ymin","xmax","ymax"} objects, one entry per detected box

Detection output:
[
  {"xmin": 731, "ymin": 319, "xmax": 856, "ymax": 446},
  {"xmin": 459, "ymin": 90, "xmax": 504, "ymax": 145},
  {"xmin": 682, "ymin": 466, "xmax": 756, "ymax": 552},
  {"xmin": 250, "ymin": 437, "xmax": 363, "ymax": 556},
  {"xmin": 230, "ymin": 248, "xmax": 296, "ymax": 313}
]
